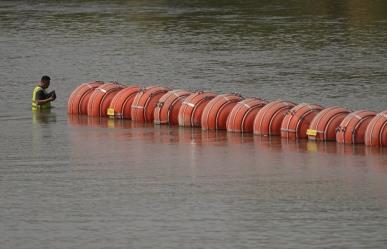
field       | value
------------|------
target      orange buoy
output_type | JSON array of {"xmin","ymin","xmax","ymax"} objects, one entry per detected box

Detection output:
[
  {"xmin": 154, "ymin": 89, "xmax": 191, "ymax": 125},
  {"xmin": 226, "ymin": 98, "xmax": 267, "ymax": 133},
  {"xmin": 67, "ymin": 81, "xmax": 104, "ymax": 114},
  {"xmin": 253, "ymin": 100, "xmax": 296, "ymax": 136},
  {"xmin": 336, "ymin": 110, "xmax": 376, "ymax": 144},
  {"xmin": 307, "ymin": 106, "xmax": 351, "ymax": 141},
  {"xmin": 107, "ymin": 85, "xmax": 141, "ymax": 119},
  {"xmin": 178, "ymin": 91, "xmax": 217, "ymax": 127},
  {"xmin": 365, "ymin": 111, "xmax": 387, "ymax": 147},
  {"xmin": 281, "ymin": 103, "xmax": 323, "ymax": 139},
  {"xmin": 201, "ymin": 93, "xmax": 244, "ymax": 130},
  {"xmin": 87, "ymin": 83, "xmax": 125, "ymax": 117},
  {"xmin": 131, "ymin": 86, "xmax": 170, "ymax": 122}
]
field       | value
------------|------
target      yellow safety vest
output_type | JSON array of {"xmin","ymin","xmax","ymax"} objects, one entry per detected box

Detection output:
[{"xmin": 32, "ymin": 85, "xmax": 51, "ymax": 110}]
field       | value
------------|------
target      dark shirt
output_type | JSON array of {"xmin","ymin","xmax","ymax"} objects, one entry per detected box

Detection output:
[{"xmin": 36, "ymin": 89, "xmax": 49, "ymax": 101}]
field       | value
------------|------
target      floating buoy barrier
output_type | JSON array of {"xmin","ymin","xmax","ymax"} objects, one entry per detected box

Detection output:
[
  {"xmin": 131, "ymin": 86, "xmax": 170, "ymax": 122},
  {"xmin": 154, "ymin": 89, "xmax": 191, "ymax": 125},
  {"xmin": 107, "ymin": 85, "xmax": 140, "ymax": 119},
  {"xmin": 68, "ymin": 81, "xmax": 387, "ymax": 147},
  {"xmin": 336, "ymin": 110, "xmax": 376, "ymax": 144},
  {"xmin": 226, "ymin": 98, "xmax": 267, "ymax": 133},
  {"xmin": 254, "ymin": 100, "xmax": 296, "ymax": 136},
  {"xmin": 67, "ymin": 81, "xmax": 104, "ymax": 114},
  {"xmin": 281, "ymin": 103, "xmax": 323, "ymax": 139},
  {"xmin": 307, "ymin": 106, "xmax": 350, "ymax": 141},
  {"xmin": 365, "ymin": 111, "xmax": 387, "ymax": 147},
  {"xmin": 178, "ymin": 91, "xmax": 217, "ymax": 127},
  {"xmin": 87, "ymin": 83, "xmax": 125, "ymax": 117},
  {"xmin": 201, "ymin": 93, "xmax": 244, "ymax": 130}
]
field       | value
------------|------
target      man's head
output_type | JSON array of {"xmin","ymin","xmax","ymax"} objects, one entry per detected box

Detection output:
[{"xmin": 40, "ymin": 75, "xmax": 51, "ymax": 89}]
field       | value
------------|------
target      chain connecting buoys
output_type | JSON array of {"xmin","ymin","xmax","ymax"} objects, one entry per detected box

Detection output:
[
  {"xmin": 226, "ymin": 98, "xmax": 267, "ymax": 133},
  {"xmin": 281, "ymin": 103, "xmax": 323, "ymax": 139},
  {"xmin": 253, "ymin": 100, "xmax": 296, "ymax": 136},
  {"xmin": 364, "ymin": 111, "xmax": 387, "ymax": 147},
  {"xmin": 336, "ymin": 110, "xmax": 376, "ymax": 144},
  {"xmin": 178, "ymin": 91, "xmax": 217, "ymax": 127},
  {"xmin": 87, "ymin": 83, "xmax": 125, "ymax": 117},
  {"xmin": 67, "ymin": 81, "xmax": 104, "ymax": 114},
  {"xmin": 307, "ymin": 106, "xmax": 351, "ymax": 141},
  {"xmin": 131, "ymin": 86, "xmax": 170, "ymax": 122},
  {"xmin": 107, "ymin": 85, "xmax": 140, "ymax": 119},
  {"xmin": 201, "ymin": 93, "xmax": 244, "ymax": 130},
  {"xmin": 154, "ymin": 89, "xmax": 191, "ymax": 125}
]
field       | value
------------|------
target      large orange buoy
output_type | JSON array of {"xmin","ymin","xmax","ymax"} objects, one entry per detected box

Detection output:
[
  {"xmin": 226, "ymin": 98, "xmax": 267, "ymax": 133},
  {"xmin": 253, "ymin": 100, "xmax": 296, "ymax": 136},
  {"xmin": 281, "ymin": 103, "xmax": 323, "ymax": 139},
  {"xmin": 336, "ymin": 110, "xmax": 376, "ymax": 144},
  {"xmin": 131, "ymin": 86, "xmax": 170, "ymax": 122},
  {"xmin": 87, "ymin": 83, "xmax": 125, "ymax": 117},
  {"xmin": 364, "ymin": 111, "xmax": 387, "ymax": 147},
  {"xmin": 307, "ymin": 106, "xmax": 351, "ymax": 141},
  {"xmin": 178, "ymin": 91, "xmax": 217, "ymax": 127},
  {"xmin": 201, "ymin": 93, "xmax": 244, "ymax": 130},
  {"xmin": 107, "ymin": 85, "xmax": 141, "ymax": 119},
  {"xmin": 154, "ymin": 89, "xmax": 191, "ymax": 125},
  {"xmin": 67, "ymin": 81, "xmax": 104, "ymax": 114}
]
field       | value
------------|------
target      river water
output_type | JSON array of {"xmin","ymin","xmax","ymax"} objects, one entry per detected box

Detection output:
[{"xmin": 1, "ymin": 1, "xmax": 387, "ymax": 248}]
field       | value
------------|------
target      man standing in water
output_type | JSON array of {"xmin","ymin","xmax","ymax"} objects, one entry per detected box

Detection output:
[{"xmin": 32, "ymin": 75, "xmax": 56, "ymax": 110}]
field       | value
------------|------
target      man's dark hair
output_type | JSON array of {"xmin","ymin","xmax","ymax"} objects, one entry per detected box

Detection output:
[{"xmin": 41, "ymin": 75, "xmax": 51, "ymax": 82}]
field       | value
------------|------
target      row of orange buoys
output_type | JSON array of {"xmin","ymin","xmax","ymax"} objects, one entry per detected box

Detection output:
[{"xmin": 67, "ymin": 81, "xmax": 387, "ymax": 147}]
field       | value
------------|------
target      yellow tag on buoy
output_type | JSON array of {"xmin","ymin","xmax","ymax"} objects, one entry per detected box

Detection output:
[
  {"xmin": 107, "ymin": 108, "xmax": 115, "ymax": 116},
  {"xmin": 306, "ymin": 129, "xmax": 317, "ymax": 136}
]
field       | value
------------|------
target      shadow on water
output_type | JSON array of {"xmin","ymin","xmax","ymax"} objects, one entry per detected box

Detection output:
[
  {"xmin": 32, "ymin": 110, "xmax": 57, "ymax": 124},
  {"xmin": 67, "ymin": 114, "xmax": 387, "ymax": 158}
]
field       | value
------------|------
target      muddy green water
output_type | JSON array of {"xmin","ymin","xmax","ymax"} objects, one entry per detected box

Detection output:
[{"xmin": 1, "ymin": 1, "xmax": 387, "ymax": 248}]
